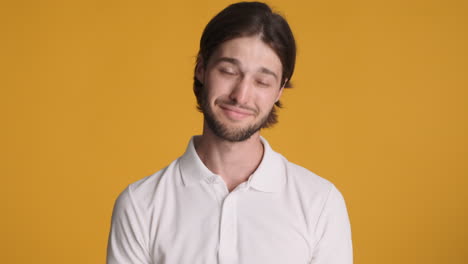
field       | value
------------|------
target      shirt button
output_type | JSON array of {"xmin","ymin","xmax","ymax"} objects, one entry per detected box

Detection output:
[{"xmin": 206, "ymin": 175, "xmax": 218, "ymax": 184}]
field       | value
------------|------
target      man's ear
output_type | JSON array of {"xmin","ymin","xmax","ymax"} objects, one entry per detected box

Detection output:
[{"xmin": 195, "ymin": 60, "xmax": 205, "ymax": 84}]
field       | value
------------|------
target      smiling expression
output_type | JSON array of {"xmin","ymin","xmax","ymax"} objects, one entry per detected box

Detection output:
[{"xmin": 196, "ymin": 36, "xmax": 285, "ymax": 142}]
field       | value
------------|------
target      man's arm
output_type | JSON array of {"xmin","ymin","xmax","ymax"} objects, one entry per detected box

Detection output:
[
  {"xmin": 311, "ymin": 185, "xmax": 353, "ymax": 264},
  {"xmin": 107, "ymin": 186, "xmax": 150, "ymax": 264}
]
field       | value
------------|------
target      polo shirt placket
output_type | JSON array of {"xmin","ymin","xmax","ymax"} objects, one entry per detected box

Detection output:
[
  {"xmin": 207, "ymin": 174, "xmax": 243, "ymax": 264},
  {"xmin": 217, "ymin": 189, "xmax": 237, "ymax": 263}
]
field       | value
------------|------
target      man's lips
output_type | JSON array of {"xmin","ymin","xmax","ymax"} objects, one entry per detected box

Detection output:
[{"xmin": 219, "ymin": 104, "xmax": 255, "ymax": 120}]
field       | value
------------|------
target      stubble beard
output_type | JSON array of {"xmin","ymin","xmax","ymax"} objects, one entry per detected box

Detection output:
[{"xmin": 200, "ymin": 94, "xmax": 274, "ymax": 142}]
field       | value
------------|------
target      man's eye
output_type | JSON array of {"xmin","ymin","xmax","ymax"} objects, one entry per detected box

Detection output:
[
  {"xmin": 256, "ymin": 80, "xmax": 271, "ymax": 87},
  {"xmin": 219, "ymin": 68, "xmax": 237, "ymax": 75}
]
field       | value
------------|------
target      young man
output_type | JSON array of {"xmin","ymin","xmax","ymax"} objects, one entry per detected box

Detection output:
[{"xmin": 107, "ymin": 2, "xmax": 352, "ymax": 264}]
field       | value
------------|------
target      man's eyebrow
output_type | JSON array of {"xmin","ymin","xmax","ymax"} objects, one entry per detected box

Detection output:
[
  {"xmin": 259, "ymin": 67, "xmax": 278, "ymax": 81},
  {"xmin": 214, "ymin": 57, "xmax": 240, "ymax": 66}
]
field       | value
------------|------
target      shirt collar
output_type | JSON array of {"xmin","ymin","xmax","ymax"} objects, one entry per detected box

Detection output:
[
  {"xmin": 179, "ymin": 136, "xmax": 287, "ymax": 193},
  {"xmin": 178, "ymin": 137, "xmax": 214, "ymax": 187}
]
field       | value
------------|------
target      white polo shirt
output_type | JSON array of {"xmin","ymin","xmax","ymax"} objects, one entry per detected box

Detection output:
[{"xmin": 107, "ymin": 137, "xmax": 353, "ymax": 264}]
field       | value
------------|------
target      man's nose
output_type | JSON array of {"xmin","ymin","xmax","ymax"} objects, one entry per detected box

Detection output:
[{"xmin": 229, "ymin": 77, "xmax": 251, "ymax": 105}]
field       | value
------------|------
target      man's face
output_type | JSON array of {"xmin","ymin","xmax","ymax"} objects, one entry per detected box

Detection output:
[{"xmin": 196, "ymin": 36, "xmax": 284, "ymax": 142}]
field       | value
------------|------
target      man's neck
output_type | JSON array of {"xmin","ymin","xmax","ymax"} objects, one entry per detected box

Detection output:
[{"xmin": 194, "ymin": 128, "xmax": 264, "ymax": 192}]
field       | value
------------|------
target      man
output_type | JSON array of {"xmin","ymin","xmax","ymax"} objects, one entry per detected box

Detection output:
[{"xmin": 107, "ymin": 2, "xmax": 352, "ymax": 264}]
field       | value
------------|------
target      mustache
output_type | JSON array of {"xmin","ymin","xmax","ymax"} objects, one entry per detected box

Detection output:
[{"xmin": 216, "ymin": 99, "xmax": 258, "ymax": 115}]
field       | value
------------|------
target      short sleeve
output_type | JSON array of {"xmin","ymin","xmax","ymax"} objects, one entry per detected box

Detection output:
[
  {"xmin": 107, "ymin": 186, "xmax": 150, "ymax": 264},
  {"xmin": 311, "ymin": 185, "xmax": 353, "ymax": 264}
]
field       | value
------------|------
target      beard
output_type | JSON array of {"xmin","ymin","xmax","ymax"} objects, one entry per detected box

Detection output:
[{"xmin": 200, "ymin": 92, "xmax": 276, "ymax": 142}]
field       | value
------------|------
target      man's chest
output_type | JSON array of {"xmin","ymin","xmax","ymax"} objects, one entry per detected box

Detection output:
[{"xmin": 146, "ymin": 184, "xmax": 312, "ymax": 264}]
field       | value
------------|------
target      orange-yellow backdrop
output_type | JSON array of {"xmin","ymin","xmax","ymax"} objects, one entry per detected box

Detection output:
[{"xmin": 1, "ymin": 0, "xmax": 467, "ymax": 263}]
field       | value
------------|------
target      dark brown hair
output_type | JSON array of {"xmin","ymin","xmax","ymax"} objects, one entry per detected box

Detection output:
[{"xmin": 194, "ymin": 1, "xmax": 296, "ymax": 126}]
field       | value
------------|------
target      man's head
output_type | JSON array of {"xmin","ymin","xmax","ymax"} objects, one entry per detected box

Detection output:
[{"xmin": 194, "ymin": 2, "xmax": 296, "ymax": 141}]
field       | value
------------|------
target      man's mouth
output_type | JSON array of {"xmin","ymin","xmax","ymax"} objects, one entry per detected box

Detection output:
[{"xmin": 219, "ymin": 104, "xmax": 255, "ymax": 120}]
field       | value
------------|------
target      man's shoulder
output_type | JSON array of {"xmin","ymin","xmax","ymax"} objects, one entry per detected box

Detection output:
[
  {"xmin": 282, "ymin": 157, "xmax": 335, "ymax": 193},
  {"xmin": 115, "ymin": 158, "xmax": 181, "ymax": 207}
]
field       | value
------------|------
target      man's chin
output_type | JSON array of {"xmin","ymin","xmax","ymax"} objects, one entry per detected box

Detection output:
[
  {"xmin": 203, "ymin": 106, "xmax": 269, "ymax": 142},
  {"xmin": 215, "ymin": 131, "xmax": 257, "ymax": 142},
  {"xmin": 209, "ymin": 122, "xmax": 261, "ymax": 142}
]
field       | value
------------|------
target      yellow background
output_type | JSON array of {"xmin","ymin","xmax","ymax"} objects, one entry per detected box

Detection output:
[{"xmin": 1, "ymin": 0, "xmax": 467, "ymax": 263}]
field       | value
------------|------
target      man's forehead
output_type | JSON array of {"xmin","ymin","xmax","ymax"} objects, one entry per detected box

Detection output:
[{"xmin": 210, "ymin": 36, "xmax": 282, "ymax": 72}]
